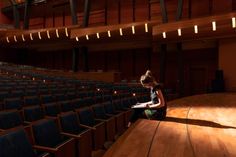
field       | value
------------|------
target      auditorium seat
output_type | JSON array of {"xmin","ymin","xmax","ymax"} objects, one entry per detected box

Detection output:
[
  {"xmin": 40, "ymin": 95, "xmax": 55, "ymax": 104},
  {"xmin": 103, "ymin": 102, "xmax": 126, "ymax": 134},
  {"xmin": 113, "ymin": 100, "xmax": 132, "ymax": 126},
  {"xmin": 31, "ymin": 119, "xmax": 76, "ymax": 157},
  {"xmin": 76, "ymin": 107, "xmax": 106, "ymax": 150},
  {"xmin": 0, "ymin": 110, "xmax": 24, "ymax": 130},
  {"xmin": 10, "ymin": 90, "xmax": 25, "ymax": 98},
  {"xmin": 24, "ymin": 96, "xmax": 41, "ymax": 106},
  {"xmin": 92, "ymin": 104, "xmax": 116, "ymax": 141},
  {"xmin": 58, "ymin": 112, "xmax": 93, "ymax": 157},
  {"xmin": 23, "ymin": 106, "xmax": 44, "ymax": 122},
  {"xmin": 42, "ymin": 103, "xmax": 61, "ymax": 117},
  {"xmin": 0, "ymin": 127, "xmax": 50, "ymax": 157},
  {"xmin": 4, "ymin": 98, "xmax": 23, "ymax": 110},
  {"xmin": 59, "ymin": 101, "xmax": 75, "ymax": 112}
]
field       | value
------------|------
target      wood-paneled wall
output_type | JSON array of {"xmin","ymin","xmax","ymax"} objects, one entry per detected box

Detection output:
[
  {"xmin": 0, "ymin": 47, "xmax": 218, "ymax": 95},
  {"xmin": 22, "ymin": 0, "xmax": 235, "ymax": 29}
]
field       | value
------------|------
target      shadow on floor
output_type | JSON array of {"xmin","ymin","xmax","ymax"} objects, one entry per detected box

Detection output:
[{"xmin": 164, "ymin": 117, "xmax": 236, "ymax": 129}]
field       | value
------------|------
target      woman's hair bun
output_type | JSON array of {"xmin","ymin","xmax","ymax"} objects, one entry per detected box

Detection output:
[{"xmin": 145, "ymin": 70, "xmax": 152, "ymax": 77}]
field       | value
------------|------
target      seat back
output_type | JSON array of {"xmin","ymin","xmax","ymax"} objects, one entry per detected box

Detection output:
[
  {"xmin": 92, "ymin": 104, "xmax": 107, "ymax": 119},
  {"xmin": 23, "ymin": 106, "xmax": 44, "ymax": 122},
  {"xmin": 103, "ymin": 102, "xmax": 115, "ymax": 114},
  {"xmin": 24, "ymin": 96, "xmax": 40, "ymax": 106},
  {"xmin": 40, "ymin": 95, "xmax": 54, "ymax": 104},
  {"xmin": 43, "ymin": 103, "xmax": 61, "ymax": 117},
  {"xmin": 32, "ymin": 119, "xmax": 62, "ymax": 147},
  {"xmin": 0, "ymin": 110, "xmax": 22, "ymax": 129},
  {"xmin": 0, "ymin": 128, "xmax": 36, "ymax": 157},
  {"xmin": 59, "ymin": 112, "xmax": 82, "ymax": 134},
  {"xmin": 4, "ymin": 98, "xmax": 23, "ymax": 110},
  {"xmin": 77, "ymin": 108, "xmax": 95, "ymax": 127},
  {"xmin": 60, "ymin": 101, "xmax": 75, "ymax": 112}
]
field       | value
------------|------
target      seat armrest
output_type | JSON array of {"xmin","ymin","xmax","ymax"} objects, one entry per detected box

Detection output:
[
  {"xmin": 80, "ymin": 124, "xmax": 96, "ymax": 130},
  {"xmin": 33, "ymin": 145, "xmax": 58, "ymax": 153},
  {"xmin": 95, "ymin": 118, "xmax": 109, "ymax": 122},
  {"xmin": 61, "ymin": 132, "xmax": 81, "ymax": 139}
]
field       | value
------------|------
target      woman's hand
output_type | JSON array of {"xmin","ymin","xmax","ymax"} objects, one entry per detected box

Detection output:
[{"xmin": 145, "ymin": 103, "xmax": 152, "ymax": 108}]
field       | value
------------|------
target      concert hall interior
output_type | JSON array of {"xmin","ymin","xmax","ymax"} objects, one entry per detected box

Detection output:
[{"xmin": 0, "ymin": 0, "xmax": 236, "ymax": 157}]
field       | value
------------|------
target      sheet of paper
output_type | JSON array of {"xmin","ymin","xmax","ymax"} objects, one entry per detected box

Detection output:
[{"xmin": 131, "ymin": 102, "xmax": 148, "ymax": 108}]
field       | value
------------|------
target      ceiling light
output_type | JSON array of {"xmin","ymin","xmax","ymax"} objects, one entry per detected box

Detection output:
[
  {"xmin": 119, "ymin": 28, "xmax": 123, "ymax": 36},
  {"xmin": 212, "ymin": 21, "xmax": 216, "ymax": 31},
  {"xmin": 145, "ymin": 23, "xmax": 148, "ymax": 32},
  {"xmin": 162, "ymin": 32, "xmax": 166, "ymax": 38},
  {"xmin": 178, "ymin": 28, "xmax": 181, "ymax": 36},
  {"xmin": 232, "ymin": 17, "xmax": 236, "ymax": 28},
  {"xmin": 132, "ymin": 25, "xmax": 135, "ymax": 34},
  {"xmin": 108, "ymin": 30, "xmax": 111, "ymax": 37},
  {"xmin": 47, "ymin": 30, "xmax": 50, "ymax": 39},
  {"xmin": 194, "ymin": 25, "xmax": 198, "ymax": 34}
]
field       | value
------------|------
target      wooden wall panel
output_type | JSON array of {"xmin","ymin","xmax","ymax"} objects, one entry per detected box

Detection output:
[
  {"xmin": 54, "ymin": 15, "xmax": 63, "ymax": 27},
  {"xmin": 107, "ymin": 0, "xmax": 119, "ymax": 24},
  {"xmin": 212, "ymin": 0, "xmax": 232, "ymax": 14},
  {"xmin": 150, "ymin": 1, "xmax": 162, "ymax": 22},
  {"xmin": 29, "ymin": 17, "xmax": 44, "ymax": 29},
  {"xmin": 0, "ymin": 2, "xmax": 12, "ymax": 24},
  {"xmin": 88, "ymin": 52, "xmax": 105, "ymax": 71},
  {"xmin": 135, "ymin": 49, "xmax": 150, "ymax": 80},
  {"xmin": 45, "ymin": 17, "xmax": 53, "ymax": 28},
  {"xmin": 120, "ymin": 50, "xmax": 133, "ymax": 80},
  {"xmin": 106, "ymin": 51, "xmax": 120, "ymax": 71},
  {"xmin": 166, "ymin": 0, "xmax": 178, "ymax": 22},
  {"xmin": 135, "ymin": 0, "xmax": 149, "ymax": 22},
  {"xmin": 191, "ymin": 0, "xmax": 210, "ymax": 18},
  {"xmin": 120, "ymin": 0, "xmax": 133, "ymax": 23},
  {"xmin": 64, "ymin": 15, "xmax": 72, "ymax": 26}
]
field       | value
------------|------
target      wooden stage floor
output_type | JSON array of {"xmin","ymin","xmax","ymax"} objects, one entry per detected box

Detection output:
[{"xmin": 103, "ymin": 93, "xmax": 236, "ymax": 157}]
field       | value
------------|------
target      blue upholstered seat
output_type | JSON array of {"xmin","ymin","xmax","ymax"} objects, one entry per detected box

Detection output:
[
  {"xmin": 24, "ymin": 106, "xmax": 44, "ymax": 122},
  {"xmin": 4, "ymin": 98, "xmax": 23, "ymax": 110},
  {"xmin": 0, "ymin": 110, "xmax": 22, "ymax": 129},
  {"xmin": 43, "ymin": 103, "xmax": 61, "ymax": 117},
  {"xmin": 32, "ymin": 119, "xmax": 64, "ymax": 148},
  {"xmin": 77, "ymin": 108, "xmax": 96, "ymax": 127},
  {"xmin": 59, "ymin": 112, "xmax": 86, "ymax": 135},
  {"xmin": 0, "ymin": 129, "xmax": 37, "ymax": 157}
]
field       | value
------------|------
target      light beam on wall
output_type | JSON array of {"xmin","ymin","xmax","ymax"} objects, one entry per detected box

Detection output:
[
  {"xmin": 65, "ymin": 27, "xmax": 69, "ymax": 37},
  {"xmin": 162, "ymin": 32, "xmax": 166, "ymax": 38},
  {"xmin": 119, "ymin": 28, "xmax": 123, "ymax": 36},
  {"xmin": 178, "ymin": 28, "xmax": 182, "ymax": 36},
  {"xmin": 14, "ymin": 35, "xmax": 17, "ymax": 42},
  {"xmin": 132, "ymin": 25, "xmax": 135, "ymax": 34},
  {"xmin": 76, "ymin": 36, "xmax": 79, "ymax": 41},
  {"xmin": 232, "ymin": 17, "xmax": 236, "ymax": 28},
  {"xmin": 86, "ymin": 35, "xmax": 89, "ymax": 40},
  {"xmin": 30, "ymin": 33, "xmax": 33, "ymax": 40},
  {"xmin": 21, "ymin": 34, "xmax": 25, "ymax": 42},
  {"xmin": 38, "ymin": 32, "xmax": 42, "ymax": 40},
  {"xmin": 47, "ymin": 30, "xmax": 50, "ymax": 39},
  {"xmin": 96, "ymin": 33, "xmax": 100, "ymax": 39},
  {"xmin": 108, "ymin": 30, "xmax": 111, "ymax": 37},
  {"xmin": 194, "ymin": 25, "xmax": 198, "ymax": 34},
  {"xmin": 6, "ymin": 37, "xmax": 10, "ymax": 43},
  {"xmin": 212, "ymin": 21, "xmax": 216, "ymax": 31},
  {"xmin": 56, "ymin": 29, "xmax": 60, "ymax": 38},
  {"xmin": 145, "ymin": 23, "xmax": 148, "ymax": 33}
]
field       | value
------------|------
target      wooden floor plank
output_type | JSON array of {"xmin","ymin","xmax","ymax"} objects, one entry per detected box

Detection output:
[
  {"xmin": 103, "ymin": 119, "xmax": 160, "ymax": 157},
  {"xmin": 103, "ymin": 93, "xmax": 236, "ymax": 157}
]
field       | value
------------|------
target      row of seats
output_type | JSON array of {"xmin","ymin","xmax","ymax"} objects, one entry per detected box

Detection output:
[{"xmin": 0, "ymin": 97, "xmax": 147, "ymax": 157}]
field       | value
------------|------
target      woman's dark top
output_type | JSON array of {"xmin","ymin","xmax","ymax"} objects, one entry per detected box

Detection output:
[{"xmin": 145, "ymin": 84, "xmax": 167, "ymax": 120}]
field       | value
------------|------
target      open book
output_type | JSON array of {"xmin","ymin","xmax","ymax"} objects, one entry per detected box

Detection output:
[{"xmin": 131, "ymin": 102, "xmax": 149, "ymax": 108}]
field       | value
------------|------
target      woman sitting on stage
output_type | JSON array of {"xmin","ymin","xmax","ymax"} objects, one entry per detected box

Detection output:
[{"xmin": 128, "ymin": 70, "xmax": 167, "ymax": 127}]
